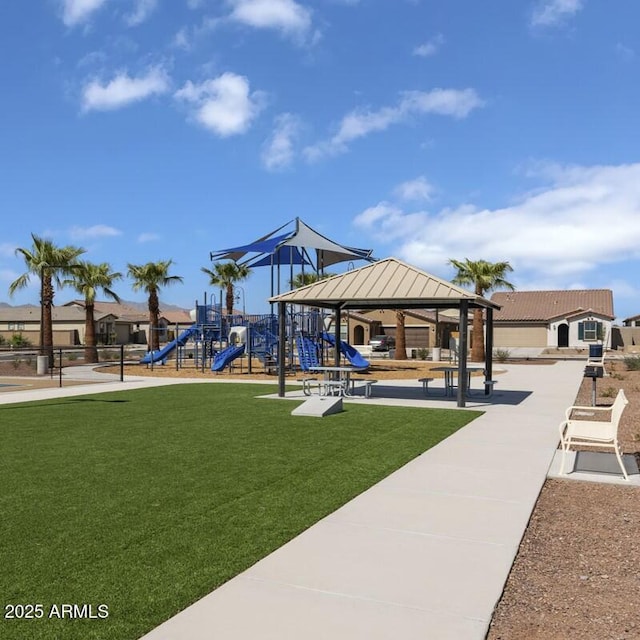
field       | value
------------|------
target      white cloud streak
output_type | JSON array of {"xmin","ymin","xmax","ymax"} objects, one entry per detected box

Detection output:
[
  {"xmin": 61, "ymin": 0, "xmax": 109, "ymax": 26},
  {"xmin": 227, "ymin": 0, "xmax": 312, "ymax": 39},
  {"xmin": 69, "ymin": 225, "xmax": 122, "ymax": 240},
  {"xmin": 305, "ymin": 88, "xmax": 483, "ymax": 160},
  {"xmin": 262, "ymin": 113, "xmax": 301, "ymax": 170},
  {"xmin": 394, "ymin": 176, "xmax": 435, "ymax": 202},
  {"xmin": 81, "ymin": 67, "xmax": 170, "ymax": 112},
  {"xmin": 413, "ymin": 34, "xmax": 445, "ymax": 58},
  {"xmin": 174, "ymin": 72, "xmax": 264, "ymax": 137},
  {"xmin": 531, "ymin": 0, "xmax": 584, "ymax": 27},
  {"xmin": 354, "ymin": 163, "xmax": 640, "ymax": 284},
  {"xmin": 138, "ymin": 233, "xmax": 160, "ymax": 243},
  {"xmin": 125, "ymin": 0, "xmax": 158, "ymax": 26}
]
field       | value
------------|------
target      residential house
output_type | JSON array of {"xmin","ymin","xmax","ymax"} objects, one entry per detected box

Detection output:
[
  {"xmin": 0, "ymin": 305, "xmax": 118, "ymax": 346},
  {"xmin": 490, "ymin": 289, "xmax": 615, "ymax": 349},
  {"xmin": 344, "ymin": 308, "xmax": 459, "ymax": 350}
]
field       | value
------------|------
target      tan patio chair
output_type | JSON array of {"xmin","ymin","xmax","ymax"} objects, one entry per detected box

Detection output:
[{"xmin": 558, "ymin": 389, "xmax": 629, "ymax": 480}]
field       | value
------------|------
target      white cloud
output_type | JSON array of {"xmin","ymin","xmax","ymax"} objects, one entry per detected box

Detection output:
[
  {"xmin": 138, "ymin": 233, "xmax": 160, "ymax": 243},
  {"xmin": 394, "ymin": 176, "xmax": 435, "ymax": 202},
  {"xmin": 69, "ymin": 225, "xmax": 122, "ymax": 240},
  {"xmin": 125, "ymin": 0, "xmax": 158, "ymax": 26},
  {"xmin": 413, "ymin": 34, "xmax": 445, "ymax": 58},
  {"xmin": 227, "ymin": 0, "xmax": 312, "ymax": 39},
  {"xmin": 174, "ymin": 72, "xmax": 264, "ymax": 137},
  {"xmin": 81, "ymin": 66, "xmax": 170, "ymax": 112},
  {"xmin": 172, "ymin": 27, "xmax": 191, "ymax": 50},
  {"xmin": 530, "ymin": 0, "xmax": 584, "ymax": 27},
  {"xmin": 262, "ymin": 113, "xmax": 301, "ymax": 170},
  {"xmin": 354, "ymin": 163, "xmax": 640, "ymax": 284},
  {"xmin": 60, "ymin": 0, "xmax": 109, "ymax": 26},
  {"xmin": 305, "ymin": 88, "xmax": 483, "ymax": 160}
]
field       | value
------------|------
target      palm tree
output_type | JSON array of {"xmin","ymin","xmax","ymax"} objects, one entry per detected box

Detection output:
[
  {"xmin": 127, "ymin": 260, "xmax": 183, "ymax": 352},
  {"xmin": 289, "ymin": 271, "xmax": 334, "ymax": 289},
  {"xmin": 65, "ymin": 262, "xmax": 123, "ymax": 363},
  {"xmin": 201, "ymin": 262, "xmax": 252, "ymax": 317},
  {"xmin": 449, "ymin": 258, "xmax": 515, "ymax": 362},
  {"xmin": 9, "ymin": 234, "xmax": 85, "ymax": 364},
  {"xmin": 395, "ymin": 309, "xmax": 407, "ymax": 360}
]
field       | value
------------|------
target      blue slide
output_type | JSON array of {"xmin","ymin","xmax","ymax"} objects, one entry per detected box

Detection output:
[
  {"xmin": 322, "ymin": 332, "xmax": 370, "ymax": 369},
  {"xmin": 140, "ymin": 325, "xmax": 200, "ymax": 364},
  {"xmin": 212, "ymin": 344, "xmax": 246, "ymax": 372}
]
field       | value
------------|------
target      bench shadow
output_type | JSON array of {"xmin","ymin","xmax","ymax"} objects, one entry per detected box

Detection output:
[{"xmin": 353, "ymin": 385, "xmax": 533, "ymax": 406}]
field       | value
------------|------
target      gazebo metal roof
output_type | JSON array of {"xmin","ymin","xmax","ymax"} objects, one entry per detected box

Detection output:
[{"xmin": 269, "ymin": 257, "xmax": 500, "ymax": 311}]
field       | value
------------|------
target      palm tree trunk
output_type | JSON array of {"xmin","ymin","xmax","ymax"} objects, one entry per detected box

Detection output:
[
  {"xmin": 84, "ymin": 304, "xmax": 98, "ymax": 363},
  {"xmin": 226, "ymin": 284, "xmax": 234, "ymax": 318},
  {"xmin": 42, "ymin": 275, "xmax": 55, "ymax": 367},
  {"xmin": 471, "ymin": 308, "xmax": 485, "ymax": 362},
  {"xmin": 149, "ymin": 289, "xmax": 160, "ymax": 351},
  {"xmin": 395, "ymin": 310, "xmax": 407, "ymax": 360}
]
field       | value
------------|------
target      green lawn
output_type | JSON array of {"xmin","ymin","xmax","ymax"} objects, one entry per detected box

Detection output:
[{"xmin": 0, "ymin": 384, "xmax": 480, "ymax": 640}]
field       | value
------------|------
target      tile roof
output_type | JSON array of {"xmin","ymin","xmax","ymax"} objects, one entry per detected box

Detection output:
[
  {"xmin": 0, "ymin": 306, "xmax": 113, "ymax": 322},
  {"xmin": 491, "ymin": 289, "xmax": 614, "ymax": 322}
]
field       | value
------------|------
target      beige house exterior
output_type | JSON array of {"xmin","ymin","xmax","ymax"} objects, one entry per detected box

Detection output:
[
  {"xmin": 0, "ymin": 305, "xmax": 117, "ymax": 346},
  {"xmin": 344, "ymin": 308, "xmax": 458, "ymax": 350},
  {"xmin": 0, "ymin": 300, "xmax": 193, "ymax": 347},
  {"xmin": 490, "ymin": 290, "xmax": 615, "ymax": 349}
]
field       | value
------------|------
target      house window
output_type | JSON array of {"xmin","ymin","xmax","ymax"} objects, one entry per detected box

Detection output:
[
  {"xmin": 8, "ymin": 322, "xmax": 25, "ymax": 331},
  {"xmin": 579, "ymin": 320, "xmax": 601, "ymax": 342}
]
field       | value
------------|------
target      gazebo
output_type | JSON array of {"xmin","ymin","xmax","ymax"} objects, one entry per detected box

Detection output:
[{"xmin": 269, "ymin": 257, "xmax": 501, "ymax": 408}]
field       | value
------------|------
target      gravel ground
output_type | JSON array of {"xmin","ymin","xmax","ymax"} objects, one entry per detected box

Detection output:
[{"xmin": 487, "ymin": 359, "xmax": 640, "ymax": 640}]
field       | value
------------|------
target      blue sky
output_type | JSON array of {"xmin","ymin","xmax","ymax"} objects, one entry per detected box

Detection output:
[{"xmin": 2, "ymin": 0, "xmax": 640, "ymax": 320}]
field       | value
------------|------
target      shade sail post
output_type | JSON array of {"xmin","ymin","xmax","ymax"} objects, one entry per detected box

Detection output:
[
  {"xmin": 457, "ymin": 300, "xmax": 469, "ymax": 408},
  {"xmin": 277, "ymin": 302, "xmax": 286, "ymax": 397}
]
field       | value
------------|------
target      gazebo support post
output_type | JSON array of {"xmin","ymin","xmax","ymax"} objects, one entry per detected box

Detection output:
[
  {"xmin": 457, "ymin": 300, "xmax": 469, "ymax": 408},
  {"xmin": 485, "ymin": 308, "xmax": 494, "ymax": 395},
  {"xmin": 278, "ymin": 302, "xmax": 286, "ymax": 397},
  {"xmin": 333, "ymin": 304, "xmax": 342, "ymax": 366}
]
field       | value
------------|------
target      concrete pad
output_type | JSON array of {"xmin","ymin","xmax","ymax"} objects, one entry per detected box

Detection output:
[
  {"xmin": 247, "ymin": 521, "xmax": 514, "ymax": 623},
  {"xmin": 383, "ymin": 459, "xmax": 544, "ymax": 503},
  {"xmin": 139, "ymin": 575, "xmax": 487, "ymax": 640},
  {"xmin": 325, "ymin": 485, "xmax": 534, "ymax": 547},
  {"xmin": 548, "ymin": 450, "xmax": 640, "ymax": 486},
  {"xmin": 291, "ymin": 396, "xmax": 343, "ymax": 417}
]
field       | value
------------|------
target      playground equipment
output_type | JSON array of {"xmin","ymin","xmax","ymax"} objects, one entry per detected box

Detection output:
[
  {"xmin": 140, "ymin": 325, "xmax": 200, "ymax": 364},
  {"xmin": 322, "ymin": 332, "xmax": 370, "ymax": 369},
  {"xmin": 139, "ymin": 303, "xmax": 369, "ymax": 375}
]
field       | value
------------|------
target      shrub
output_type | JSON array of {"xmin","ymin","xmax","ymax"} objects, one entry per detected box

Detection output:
[
  {"xmin": 10, "ymin": 333, "xmax": 31, "ymax": 347},
  {"xmin": 624, "ymin": 355, "xmax": 640, "ymax": 371},
  {"xmin": 494, "ymin": 348, "xmax": 511, "ymax": 363},
  {"xmin": 67, "ymin": 352, "xmax": 78, "ymax": 361},
  {"xmin": 416, "ymin": 348, "xmax": 429, "ymax": 360},
  {"xmin": 600, "ymin": 386, "xmax": 617, "ymax": 398}
]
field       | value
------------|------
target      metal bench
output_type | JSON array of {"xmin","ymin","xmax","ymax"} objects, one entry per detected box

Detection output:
[
  {"xmin": 350, "ymin": 378, "xmax": 378, "ymax": 398},
  {"xmin": 298, "ymin": 377, "xmax": 319, "ymax": 396}
]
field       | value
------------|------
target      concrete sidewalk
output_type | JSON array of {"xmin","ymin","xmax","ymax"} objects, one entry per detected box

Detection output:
[{"xmin": 137, "ymin": 360, "xmax": 587, "ymax": 640}]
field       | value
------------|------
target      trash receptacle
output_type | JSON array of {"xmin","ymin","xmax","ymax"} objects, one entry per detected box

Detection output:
[{"xmin": 589, "ymin": 344, "xmax": 603, "ymax": 359}]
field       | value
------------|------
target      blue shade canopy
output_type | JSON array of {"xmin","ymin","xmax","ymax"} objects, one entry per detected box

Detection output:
[
  {"xmin": 248, "ymin": 245, "xmax": 311, "ymax": 267},
  {"xmin": 210, "ymin": 218, "xmax": 374, "ymax": 270}
]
